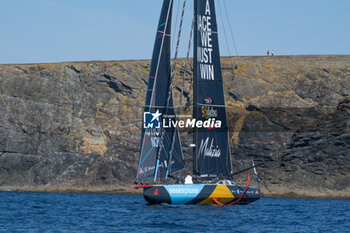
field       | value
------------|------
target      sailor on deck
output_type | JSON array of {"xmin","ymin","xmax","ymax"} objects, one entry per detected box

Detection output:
[{"xmin": 184, "ymin": 175, "xmax": 193, "ymax": 184}]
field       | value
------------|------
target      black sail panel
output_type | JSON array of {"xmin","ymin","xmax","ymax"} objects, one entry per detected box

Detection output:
[
  {"xmin": 193, "ymin": 0, "xmax": 232, "ymax": 178},
  {"xmin": 137, "ymin": 0, "xmax": 184, "ymax": 182}
]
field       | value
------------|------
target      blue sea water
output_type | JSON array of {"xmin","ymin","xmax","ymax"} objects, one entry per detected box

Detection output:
[{"xmin": 0, "ymin": 192, "xmax": 349, "ymax": 233}]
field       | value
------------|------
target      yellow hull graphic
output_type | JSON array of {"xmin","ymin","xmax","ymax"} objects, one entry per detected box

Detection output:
[{"xmin": 199, "ymin": 185, "xmax": 235, "ymax": 205}]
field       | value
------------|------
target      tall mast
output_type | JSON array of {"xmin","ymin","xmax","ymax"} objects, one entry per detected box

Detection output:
[{"xmin": 193, "ymin": 0, "xmax": 198, "ymax": 176}]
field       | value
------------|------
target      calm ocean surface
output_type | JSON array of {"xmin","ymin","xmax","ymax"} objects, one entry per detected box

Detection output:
[{"xmin": 0, "ymin": 191, "xmax": 349, "ymax": 233}]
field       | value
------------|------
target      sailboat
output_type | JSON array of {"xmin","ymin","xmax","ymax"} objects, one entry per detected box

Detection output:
[{"xmin": 134, "ymin": 0, "xmax": 261, "ymax": 205}]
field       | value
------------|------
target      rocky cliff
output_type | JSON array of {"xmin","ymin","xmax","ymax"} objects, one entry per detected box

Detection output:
[{"xmin": 0, "ymin": 55, "xmax": 349, "ymax": 198}]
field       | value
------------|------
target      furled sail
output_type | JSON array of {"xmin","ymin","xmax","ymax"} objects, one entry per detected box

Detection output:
[
  {"xmin": 136, "ymin": 0, "xmax": 184, "ymax": 183},
  {"xmin": 193, "ymin": 0, "xmax": 232, "ymax": 178}
]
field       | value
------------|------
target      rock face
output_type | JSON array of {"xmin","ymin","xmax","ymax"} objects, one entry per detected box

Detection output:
[{"xmin": 0, "ymin": 55, "xmax": 349, "ymax": 197}]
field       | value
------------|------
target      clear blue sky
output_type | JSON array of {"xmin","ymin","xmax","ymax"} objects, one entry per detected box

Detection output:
[{"xmin": 0, "ymin": 0, "xmax": 349, "ymax": 64}]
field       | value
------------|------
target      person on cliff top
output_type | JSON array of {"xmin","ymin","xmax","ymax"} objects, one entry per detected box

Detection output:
[
  {"xmin": 271, "ymin": 50, "xmax": 274, "ymax": 56},
  {"xmin": 267, "ymin": 50, "xmax": 270, "ymax": 56}
]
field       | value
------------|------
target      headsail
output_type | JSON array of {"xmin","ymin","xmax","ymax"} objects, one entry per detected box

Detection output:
[
  {"xmin": 137, "ymin": 0, "xmax": 184, "ymax": 183},
  {"xmin": 193, "ymin": 0, "xmax": 232, "ymax": 178}
]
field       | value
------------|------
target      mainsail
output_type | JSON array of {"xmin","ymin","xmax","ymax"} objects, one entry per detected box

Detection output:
[
  {"xmin": 137, "ymin": 0, "xmax": 184, "ymax": 183},
  {"xmin": 193, "ymin": 0, "xmax": 232, "ymax": 178}
]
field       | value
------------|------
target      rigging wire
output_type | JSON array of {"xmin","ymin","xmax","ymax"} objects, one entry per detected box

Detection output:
[
  {"xmin": 206, "ymin": 0, "xmax": 232, "ymax": 177},
  {"xmin": 171, "ymin": 0, "xmax": 182, "ymax": 54},
  {"xmin": 217, "ymin": 0, "xmax": 232, "ymax": 58},
  {"xmin": 157, "ymin": 0, "xmax": 189, "ymax": 181},
  {"xmin": 170, "ymin": 0, "xmax": 186, "ymax": 84},
  {"xmin": 167, "ymin": 4, "xmax": 196, "ymax": 179},
  {"xmin": 222, "ymin": 0, "xmax": 239, "ymax": 58},
  {"xmin": 163, "ymin": 2, "xmax": 195, "ymax": 179},
  {"xmin": 169, "ymin": 15, "xmax": 195, "ymax": 177},
  {"xmin": 178, "ymin": 16, "xmax": 194, "ymax": 113},
  {"xmin": 217, "ymin": 0, "xmax": 239, "ymax": 73}
]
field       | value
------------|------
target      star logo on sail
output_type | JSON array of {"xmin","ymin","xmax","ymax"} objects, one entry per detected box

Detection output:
[{"xmin": 143, "ymin": 110, "xmax": 162, "ymax": 129}]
